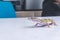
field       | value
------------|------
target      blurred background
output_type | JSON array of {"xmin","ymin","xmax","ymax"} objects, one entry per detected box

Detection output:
[
  {"xmin": 9, "ymin": 0, "xmax": 44, "ymax": 11},
  {"xmin": 3, "ymin": 0, "xmax": 44, "ymax": 17}
]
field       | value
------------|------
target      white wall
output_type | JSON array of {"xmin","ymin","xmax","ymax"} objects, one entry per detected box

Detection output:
[{"xmin": 26, "ymin": 0, "xmax": 44, "ymax": 9}]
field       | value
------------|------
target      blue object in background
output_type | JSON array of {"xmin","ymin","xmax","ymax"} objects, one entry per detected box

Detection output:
[{"xmin": 0, "ymin": 1, "xmax": 16, "ymax": 18}]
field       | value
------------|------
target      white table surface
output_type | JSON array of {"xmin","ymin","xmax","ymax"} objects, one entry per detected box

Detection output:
[{"xmin": 0, "ymin": 16, "xmax": 60, "ymax": 40}]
